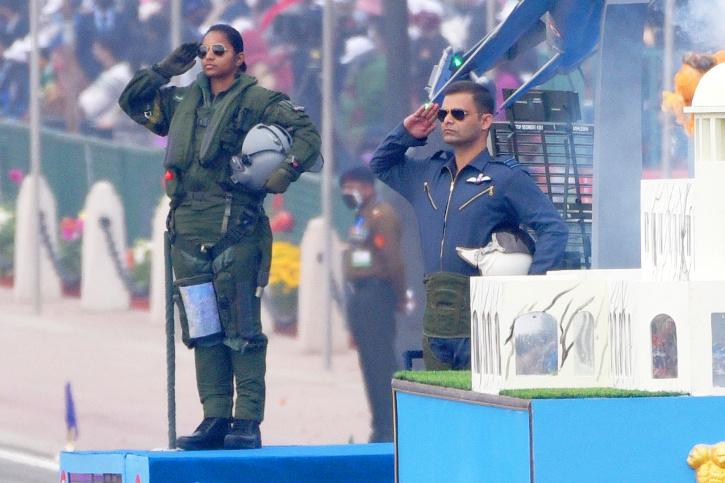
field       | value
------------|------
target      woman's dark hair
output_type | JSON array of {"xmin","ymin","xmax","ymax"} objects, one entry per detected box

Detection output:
[{"xmin": 204, "ymin": 23, "xmax": 247, "ymax": 72}]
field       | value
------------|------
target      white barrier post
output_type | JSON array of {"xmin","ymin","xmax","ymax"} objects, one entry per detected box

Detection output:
[
  {"xmin": 149, "ymin": 197, "xmax": 169, "ymax": 324},
  {"xmin": 80, "ymin": 181, "xmax": 130, "ymax": 310},
  {"xmin": 13, "ymin": 174, "xmax": 61, "ymax": 302},
  {"xmin": 297, "ymin": 217, "xmax": 350, "ymax": 353}
]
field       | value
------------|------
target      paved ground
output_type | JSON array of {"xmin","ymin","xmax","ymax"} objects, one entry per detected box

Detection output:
[{"xmin": 0, "ymin": 287, "xmax": 372, "ymax": 462}]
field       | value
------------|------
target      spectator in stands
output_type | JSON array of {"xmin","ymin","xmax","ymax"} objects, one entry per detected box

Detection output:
[
  {"xmin": 269, "ymin": 0, "xmax": 323, "ymax": 125},
  {"xmin": 136, "ymin": 8, "xmax": 171, "ymax": 70},
  {"xmin": 0, "ymin": 35, "xmax": 28, "ymax": 119},
  {"xmin": 78, "ymin": 35, "xmax": 143, "ymax": 143},
  {"xmin": 236, "ymin": 25, "xmax": 293, "ymax": 93},
  {"xmin": 409, "ymin": 10, "xmax": 448, "ymax": 105},
  {"xmin": 74, "ymin": 0, "xmax": 132, "ymax": 80},
  {"xmin": 181, "ymin": 0, "xmax": 212, "ymax": 42},
  {"xmin": 338, "ymin": 21, "xmax": 386, "ymax": 168},
  {"xmin": 0, "ymin": 0, "xmax": 28, "ymax": 45}
]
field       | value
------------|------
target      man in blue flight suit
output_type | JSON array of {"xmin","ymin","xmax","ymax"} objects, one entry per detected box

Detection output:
[{"xmin": 370, "ymin": 80, "xmax": 568, "ymax": 370}]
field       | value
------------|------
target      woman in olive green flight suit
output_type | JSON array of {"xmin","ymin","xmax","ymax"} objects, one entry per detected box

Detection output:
[{"xmin": 119, "ymin": 24, "xmax": 321, "ymax": 450}]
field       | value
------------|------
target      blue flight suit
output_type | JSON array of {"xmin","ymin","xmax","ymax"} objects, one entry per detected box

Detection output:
[{"xmin": 370, "ymin": 124, "xmax": 568, "ymax": 369}]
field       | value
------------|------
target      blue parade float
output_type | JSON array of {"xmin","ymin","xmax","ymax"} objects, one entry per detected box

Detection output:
[
  {"xmin": 393, "ymin": 380, "xmax": 725, "ymax": 483},
  {"xmin": 60, "ymin": 444, "xmax": 394, "ymax": 483}
]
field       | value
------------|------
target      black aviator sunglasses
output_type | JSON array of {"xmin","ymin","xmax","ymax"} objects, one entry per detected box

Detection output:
[
  {"xmin": 436, "ymin": 108, "xmax": 470, "ymax": 122},
  {"xmin": 198, "ymin": 43, "xmax": 228, "ymax": 59}
]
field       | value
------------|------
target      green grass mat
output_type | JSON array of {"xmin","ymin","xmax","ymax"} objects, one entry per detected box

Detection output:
[
  {"xmin": 394, "ymin": 371, "xmax": 687, "ymax": 398},
  {"xmin": 394, "ymin": 371, "xmax": 472, "ymax": 390}
]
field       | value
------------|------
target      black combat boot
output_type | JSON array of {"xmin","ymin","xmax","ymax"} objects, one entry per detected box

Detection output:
[
  {"xmin": 176, "ymin": 417, "xmax": 231, "ymax": 450},
  {"xmin": 223, "ymin": 419, "xmax": 262, "ymax": 449}
]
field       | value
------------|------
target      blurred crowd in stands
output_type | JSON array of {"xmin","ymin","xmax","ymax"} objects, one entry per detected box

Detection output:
[
  {"xmin": 0, "ymin": 0, "xmax": 537, "ymax": 168},
  {"xmin": 0, "ymin": 0, "xmax": 690, "ymax": 171}
]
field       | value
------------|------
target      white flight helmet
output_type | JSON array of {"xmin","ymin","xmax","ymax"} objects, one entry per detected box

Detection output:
[
  {"xmin": 230, "ymin": 123, "xmax": 292, "ymax": 191},
  {"xmin": 456, "ymin": 228, "xmax": 535, "ymax": 276}
]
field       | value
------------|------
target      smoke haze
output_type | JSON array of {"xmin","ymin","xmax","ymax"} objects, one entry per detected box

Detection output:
[{"xmin": 673, "ymin": 0, "xmax": 725, "ymax": 50}]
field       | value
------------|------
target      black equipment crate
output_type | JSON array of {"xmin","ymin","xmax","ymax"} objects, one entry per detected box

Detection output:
[{"xmin": 491, "ymin": 121, "xmax": 593, "ymax": 269}]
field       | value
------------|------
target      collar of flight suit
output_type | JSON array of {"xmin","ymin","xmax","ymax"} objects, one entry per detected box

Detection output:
[{"xmin": 439, "ymin": 147, "xmax": 495, "ymax": 177}]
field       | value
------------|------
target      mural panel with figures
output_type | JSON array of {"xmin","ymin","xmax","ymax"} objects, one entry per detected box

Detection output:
[{"xmin": 471, "ymin": 277, "xmax": 609, "ymax": 393}]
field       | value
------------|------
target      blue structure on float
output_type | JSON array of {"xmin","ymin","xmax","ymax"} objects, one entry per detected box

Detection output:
[
  {"xmin": 427, "ymin": 0, "xmax": 606, "ymax": 111},
  {"xmin": 394, "ymin": 380, "xmax": 725, "ymax": 483},
  {"xmin": 60, "ymin": 444, "xmax": 394, "ymax": 483}
]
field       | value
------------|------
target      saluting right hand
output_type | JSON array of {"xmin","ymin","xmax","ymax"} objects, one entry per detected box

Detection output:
[
  {"xmin": 403, "ymin": 103, "xmax": 439, "ymax": 139},
  {"xmin": 155, "ymin": 42, "xmax": 199, "ymax": 78}
]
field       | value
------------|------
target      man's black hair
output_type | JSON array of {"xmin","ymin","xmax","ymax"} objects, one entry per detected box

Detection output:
[
  {"xmin": 340, "ymin": 166, "xmax": 376, "ymax": 187},
  {"xmin": 443, "ymin": 80, "xmax": 495, "ymax": 114}
]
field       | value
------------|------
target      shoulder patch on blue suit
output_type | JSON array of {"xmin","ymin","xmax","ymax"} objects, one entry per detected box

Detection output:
[{"xmin": 491, "ymin": 156, "xmax": 521, "ymax": 169}]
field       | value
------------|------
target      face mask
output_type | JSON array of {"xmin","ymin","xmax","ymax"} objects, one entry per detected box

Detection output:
[{"xmin": 342, "ymin": 189, "xmax": 364, "ymax": 210}]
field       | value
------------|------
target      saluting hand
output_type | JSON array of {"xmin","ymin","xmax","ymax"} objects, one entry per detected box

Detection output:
[
  {"xmin": 403, "ymin": 103, "xmax": 439, "ymax": 140},
  {"xmin": 155, "ymin": 42, "xmax": 199, "ymax": 78}
]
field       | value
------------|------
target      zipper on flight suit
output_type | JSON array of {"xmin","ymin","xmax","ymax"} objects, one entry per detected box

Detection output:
[
  {"xmin": 459, "ymin": 186, "xmax": 495, "ymax": 211},
  {"xmin": 423, "ymin": 181, "xmax": 438, "ymax": 210},
  {"xmin": 439, "ymin": 168, "xmax": 460, "ymax": 270}
]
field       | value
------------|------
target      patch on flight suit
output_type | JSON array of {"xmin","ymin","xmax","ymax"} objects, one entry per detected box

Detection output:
[
  {"xmin": 278, "ymin": 99, "xmax": 306, "ymax": 112},
  {"xmin": 348, "ymin": 224, "xmax": 369, "ymax": 243},
  {"xmin": 351, "ymin": 249, "xmax": 373, "ymax": 268},
  {"xmin": 491, "ymin": 157, "xmax": 521, "ymax": 169},
  {"xmin": 465, "ymin": 173, "xmax": 492, "ymax": 184}
]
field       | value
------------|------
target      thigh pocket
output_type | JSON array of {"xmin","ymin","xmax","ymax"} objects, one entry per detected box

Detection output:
[
  {"xmin": 174, "ymin": 274, "xmax": 223, "ymax": 345},
  {"xmin": 423, "ymin": 273, "xmax": 470, "ymax": 337},
  {"xmin": 214, "ymin": 263, "xmax": 261, "ymax": 340}
]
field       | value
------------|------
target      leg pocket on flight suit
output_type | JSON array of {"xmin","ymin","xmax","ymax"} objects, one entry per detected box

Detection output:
[
  {"xmin": 213, "ymin": 243, "xmax": 261, "ymax": 340},
  {"xmin": 425, "ymin": 287, "xmax": 466, "ymax": 334},
  {"xmin": 171, "ymin": 246, "xmax": 213, "ymax": 348},
  {"xmin": 174, "ymin": 274, "xmax": 224, "ymax": 346},
  {"xmin": 423, "ymin": 273, "xmax": 470, "ymax": 337}
]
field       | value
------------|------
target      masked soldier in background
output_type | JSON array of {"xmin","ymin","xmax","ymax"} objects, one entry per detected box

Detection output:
[
  {"xmin": 341, "ymin": 166, "xmax": 405, "ymax": 443},
  {"xmin": 119, "ymin": 24, "xmax": 320, "ymax": 450}
]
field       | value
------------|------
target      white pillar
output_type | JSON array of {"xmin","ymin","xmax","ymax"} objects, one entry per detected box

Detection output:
[
  {"xmin": 297, "ymin": 217, "xmax": 350, "ymax": 353},
  {"xmin": 13, "ymin": 175, "xmax": 61, "ymax": 302},
  {"xmin": 81, "ymin": 181, "xmax": 130, "ymax": 310},
  {"xmin": 149, "ymin": 197, "xmax": 169, "ymax": 324}
]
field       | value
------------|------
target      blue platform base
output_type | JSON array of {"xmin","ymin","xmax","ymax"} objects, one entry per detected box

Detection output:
[
  {"xmin": 393, "ymin": 380, "xmax": 725, "ymax": 483},
  {"xmin": 60, "ymin": 444, "xmax": 394, "ymax": 483}
]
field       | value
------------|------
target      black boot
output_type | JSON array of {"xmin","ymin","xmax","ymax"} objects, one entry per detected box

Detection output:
[
  {"xmin": 224, "ymin": 419, "xmax": 262, "ymax": 449},
  {"xmin": 176, "ymin": 417, "xmax": 231, "ymax": 450}
]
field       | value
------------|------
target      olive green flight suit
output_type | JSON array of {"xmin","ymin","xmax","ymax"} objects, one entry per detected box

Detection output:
[{"xmin": 119, "ymin": 68, "xmax": 320, "ymax": 421}]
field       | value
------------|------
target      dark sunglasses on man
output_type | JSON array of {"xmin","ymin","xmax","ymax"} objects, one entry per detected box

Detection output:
[
  {"xmin": 436, "ymin": 108, "xmax": 471, "ymax": 122},
  {"xmin": 198, "ymin": 43, "xmax": 228, "ymax": 59}
]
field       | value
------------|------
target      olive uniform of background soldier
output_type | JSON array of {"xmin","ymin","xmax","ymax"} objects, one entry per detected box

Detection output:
[
  {"xmin": 341, "ymin": 167, "xmax": 405, "ymax": 443},
  {"xmin": 119, "ymin": 24, "xmax": 320, "ymax": 450}
]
